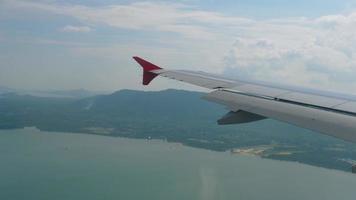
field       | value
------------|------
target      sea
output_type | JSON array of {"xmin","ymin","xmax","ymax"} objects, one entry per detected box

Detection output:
[{"xmin": 0, "ymin": 128, "xmax": 355, "ymax": 200}]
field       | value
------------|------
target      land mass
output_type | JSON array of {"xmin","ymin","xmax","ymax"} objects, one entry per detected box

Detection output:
[{"xmin": 1, "ymin": 89, "xmax": 356, "ymax": 172}]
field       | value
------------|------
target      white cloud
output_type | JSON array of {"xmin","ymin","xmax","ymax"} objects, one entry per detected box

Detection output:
[
  {"xmin": 61, "ymin": 25, "xmax": 92, "ymax": 32},
  {"xmin": 3, "ymin": 0, "xmax": 252, "ymax": 39},
  {"xmin": 3, "ymin": 0, "xmax": 356, "ymax": 93},
  {"xmin": 221, "ymin": 13, "xmax": 356, "ymax": 93}
]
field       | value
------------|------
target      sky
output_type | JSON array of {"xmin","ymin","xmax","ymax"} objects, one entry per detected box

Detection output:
[{"xmin": 1, "ymin": 0, "xmax": 356, "ymax": 93}]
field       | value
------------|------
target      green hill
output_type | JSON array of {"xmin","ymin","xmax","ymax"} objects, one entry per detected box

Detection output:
[{"xmin": 1, "ymin": 89, "xmax": 356, "ymax": 172}]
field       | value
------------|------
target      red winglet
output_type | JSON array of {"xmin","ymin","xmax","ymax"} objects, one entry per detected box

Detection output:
[
  {"xmin": 133, "ymin": 56, "xmax": 162, "ymax": 85},
  {"xmin": 133, "ymin": 56, "xmax": 162, "ymax": 71}
]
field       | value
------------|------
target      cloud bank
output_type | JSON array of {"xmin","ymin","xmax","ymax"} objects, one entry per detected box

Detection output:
[
  {"xmin": 61, "ymin": 25, "xmax": 92, "ymax": 33},
  {"xmin": 2, "ymin": 0, "xmax": 356, "ymax": 93}
]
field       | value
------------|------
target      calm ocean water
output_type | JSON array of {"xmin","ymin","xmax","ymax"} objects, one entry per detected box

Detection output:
[{"xmin": 0, "ymin": 128, "xmax": 356, "ymax": 200}]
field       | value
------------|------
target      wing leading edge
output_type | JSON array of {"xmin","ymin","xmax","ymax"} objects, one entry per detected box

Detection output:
[{"xmin": 133, "ymin": 56, "xmax": 356, "ymax": 143}]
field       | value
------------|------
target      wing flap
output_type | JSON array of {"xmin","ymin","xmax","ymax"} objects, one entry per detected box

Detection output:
[
  {"xmin": 335, "ymin": 101, "xmax": 356, "ymax": 113},
  {"xmin": 277, "ymin": 92, "xmax": 347, "ymax": 108},
  {"xmin": 230, "ymin": 85, "xmax": 350, "ymax": 109}
]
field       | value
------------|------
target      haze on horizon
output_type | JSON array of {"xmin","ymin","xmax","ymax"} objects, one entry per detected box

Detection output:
[{"xmin": 2, "ymin": 0, "xmax": 356, "ymax": 93}]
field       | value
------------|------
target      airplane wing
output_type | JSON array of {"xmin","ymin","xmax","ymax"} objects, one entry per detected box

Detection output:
[{"xmin": 133, "ymin": 56, "xmax": 356, "ymax": 143}]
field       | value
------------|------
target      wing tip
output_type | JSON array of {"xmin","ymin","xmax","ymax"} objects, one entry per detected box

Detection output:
[
  {"xmin": 132, "ymin": 56, "xmax": 162, "ymax": 71},
  {"xmin": 133, "ymin": 56, "xmax": 161, "ymax": 85}
]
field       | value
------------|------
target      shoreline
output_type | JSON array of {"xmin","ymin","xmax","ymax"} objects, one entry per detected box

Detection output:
[{"xmin": 1, "ymin": 127, "xmax": 355, "ymax": 174}]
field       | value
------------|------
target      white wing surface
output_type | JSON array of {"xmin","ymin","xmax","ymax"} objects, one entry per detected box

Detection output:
[{"xmin": 133, "ymin": 56, "xmax": 356, "ymax": 143}]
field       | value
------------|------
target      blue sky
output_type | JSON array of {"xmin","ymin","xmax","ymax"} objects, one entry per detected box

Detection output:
[{"xmin": 1, "ymin": 0, "xmax": 356, "ymax": 92}]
